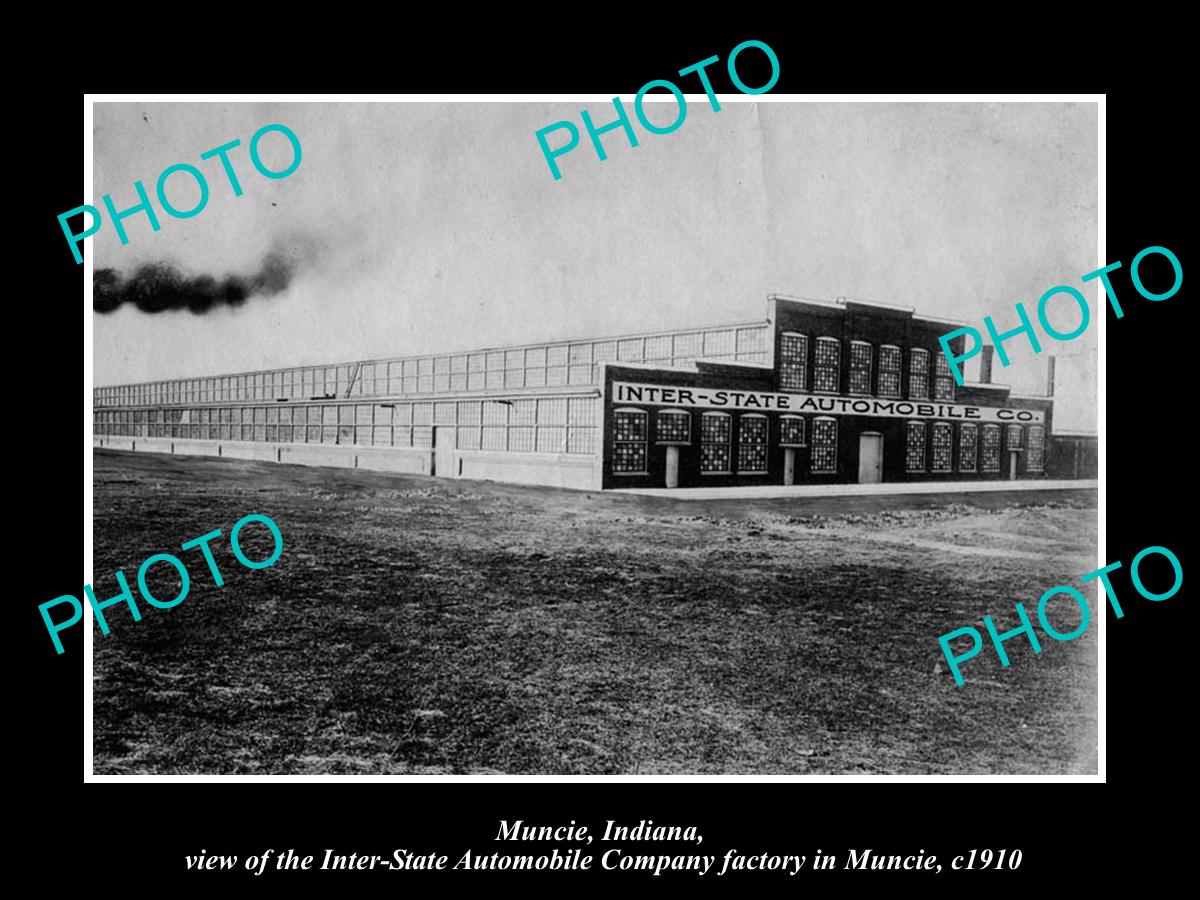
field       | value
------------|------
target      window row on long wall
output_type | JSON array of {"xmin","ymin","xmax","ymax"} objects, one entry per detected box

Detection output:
[
  {"xmin": 611, "ymin": 409, "xmax": 839, "ymax": 476},
  {"xmin": 905, "ymin": 422, "xmax": 1045, "ymax": 474},
  {"xmin": 93, "ymin": 397, "xmax": 599, "ymax": 455},
  {"xmin": 94, "ymin": 327, "xmax": 770, "ymax": 408},
  {"xmin": 779, "ymin": 335, "xmax": 956, "ymax": 401}
]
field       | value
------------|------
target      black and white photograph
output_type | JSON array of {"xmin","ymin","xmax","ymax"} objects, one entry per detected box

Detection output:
[{"xmin": 85, "ymin": 97, "xmax": 1099, "ymax": 776}]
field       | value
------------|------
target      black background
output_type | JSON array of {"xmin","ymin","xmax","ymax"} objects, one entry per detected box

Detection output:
[{"xmin": 18, "ymin": 26, "xmax": 1189, "ymax": 891}]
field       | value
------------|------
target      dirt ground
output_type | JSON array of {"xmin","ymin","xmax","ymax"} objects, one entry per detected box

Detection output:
[{"xmin": 91, "ymin": 450, "xmax": 1098, "ymax": 775}]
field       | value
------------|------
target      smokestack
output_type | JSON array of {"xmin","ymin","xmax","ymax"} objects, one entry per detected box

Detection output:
[
  {"xmin": 979, "ymin": 345, "xmax": 995, "ymax": 384},
  {"xmin": 1046, "ymin": 355, "xmax": 1056, "ymax": 397}
]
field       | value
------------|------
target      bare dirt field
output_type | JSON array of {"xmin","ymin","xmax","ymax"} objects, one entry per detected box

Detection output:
[{"xmin": 91, "ymin": 450, "xmax": 1098, "ymax": 775}]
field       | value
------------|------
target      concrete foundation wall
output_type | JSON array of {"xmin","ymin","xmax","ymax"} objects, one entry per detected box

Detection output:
[
  {"xmin": 94, "ymin": 436, "xmax": 595, "ymax": 489},
  {"xmin": 278, "ymin": 445, "xmax": 358, "ymax": 469},
  {"xmin": 455, "ymin": 450, "xmax": 597, "ymax": 490},
  {"xmin": 172, "ymin": 439, "xmax": 223, "ymax": 458},
  {"xmin": 137, "ymin": 437, "xmax": 174, "ymax": 454},
  {"xmin": 99, "ymin": 436, "xmax": 138, "ymax": 451},
  {"xmin": 355, "ymin": 447, "xmax": 432, "ymax": 475},
  {"xmin": 220, "ymin": 441, "xmax": 279, "ymax": 462}
]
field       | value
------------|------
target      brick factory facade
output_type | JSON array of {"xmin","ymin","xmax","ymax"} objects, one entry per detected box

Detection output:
[{"xmin": 93, "ymin": 295, "xmax": 1097, "ymax": 491}]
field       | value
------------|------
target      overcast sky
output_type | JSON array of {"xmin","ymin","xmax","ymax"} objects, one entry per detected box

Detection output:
[{"xmin": 91, "ymin": 100, "xmax": 1098, "ymax": 430}]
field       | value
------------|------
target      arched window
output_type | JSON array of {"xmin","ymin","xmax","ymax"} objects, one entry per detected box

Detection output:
[
  {"xmin": 700, "ymin": 412, "xmax": 732, "ymax": 474},
  {"xmin": 656, "ymin": 409, "xmax": 691, "ymax": 444},
  {"xmin": 779, "ymin": 332, "xmax": 808, "ymax": 391},
  {"xmin": 811, "ymin": 417, "xmax": 837, "ymax": 473},
  {"xmin": 934, "ymin": 353, "xmax": 955, "ymax": 400},
  {"xmin": 878, "ymin": 345, "xmax": 902, "ymax": 398},
  {"xmin": 612, "ymin": 408, "xmax": 648, "ymax": 474},
  {"xmin": 849, "ymin": 341, "xmax": 873, "ymax": 395},
  {"xmin": 1005, "ymin": 424, "xmax": 1024, "ymax": 450},
  {"xmin": 909, "ymin": 349, "xmax": 930, "ymax": 400},
  {"xmin": 931, "ymin": 422, "xmax": 953, "ymax": 472},
  {"xmin": 981, "ymin": 424, "xmax": 1001, "ymax": 472},
  {"xmin": 779, "ymin": 415, "xmax": 805, "ymax": 447},
  {"xmin": 1027, "ymin": 425, "xmax": 1046, "ymax": 473},
  {"xmin": 737, "ymin": 414, "xmax": 769, "ymax": 473},
  {"xmin": 958, "ymin": 423, "xmax": 978, "ymax": 472},
  {"xmin": 814, "ymin": 337, "xmax": 840, "ymax": 393},
  {"xmin": 906, "ymin": 421, "xmax": 926, "ymax": 472}
]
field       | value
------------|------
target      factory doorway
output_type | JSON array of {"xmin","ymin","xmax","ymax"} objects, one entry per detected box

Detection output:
[
  {"xmin": 858, "ymin": 433, "xmax": 883, "ymax": 484},
  {"xmin": 434, "ymin": 426, "xmax": 455, "ymax": 477}
]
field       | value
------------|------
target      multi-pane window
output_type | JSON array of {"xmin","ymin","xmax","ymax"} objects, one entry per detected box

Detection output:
[
  {"xmin": 704, "ymin": 330, "xmax": 734, "ymax": 357},
  {"xmin": 337, "ymin": 405, "xmax": 355, "ymax": 444},
  {"xmin": 323, "ymin": 405, "xmax": 340, "ymax": 444},
  {"xmin": 612, "ymin": 409, "xmax": 648, "ymax": 473},
  {"xmin": 908, "ymin": 349, "xmax": 929, "ymax": 399},
  {"xmin": 779, "ymin": 332, "xmax": 808, "ymax": 391},
  {"xmin": 1026, "ymin": 425, "xmax": 1046, "ymax": 473},
  {"xmin": 811, "ymin": 418, "xmax": 837, "ymax": 473},
  {"xmin": 737, "ymin": 327, "xmax": 767, "ymax": 362},
  {"xmin": 644, "ymin": 336, "xmax": 671, "ymax": 364},
  {"xmin": 1005, "ymin": 424, "xmax": 1024, "ymax": 450},
  {"xmin": 656, "ymin": 409, "xmax": 690, "ymax": 444},
  {"xmin": 532, "ymin": 398, "xmax": 565, "ymax": 453},
  {"xmin": 509, "ymin": 400, "xmax": 536, "ymax": 452},
  {"xmin": 878, "ymin": 345, "xmax": 902, "ymax": 398},
  {"xmin": 567, "ymin": 397, "xmax": 597, "ymax": 455},
  {"xmin": 456, "ymin": 401, "xmax": 482, "ymax": 450},
  {"xmin": 906, "ymin": 421, "xmax": 926, "ymax": 471},
  {"xmin": 737, "ymin": 415, "xmax": 768, "ymax": 473},
  {"xmin": 814, "ymin": 338, "xmax": 840, "ymax": 393},
  {"xmin": 981, "ymin": 424, "xmax": 1001, "ymax": 472},
  {"xmin": 482, "ymin": 400, "xmax": 508, "ymax": 451},
  {"xmin": 779, "ymin": 415, "xmax": 805, "ymax": 446},
  {"xmin": 934, "ymin": 353, "xmax": 955, "ymax": 401},
  {"xmin": 371, "ymin": 405, "xmax": 391, "ymax": 446},
  {"xmin": 849, "ymin": 341, "xmax": 872, "ymax": 395},
  {"xmin": 958, "ymin": 423, "xmax": 978, "ymax": 472},
  {"xmin": 932, "ymin": 422, "xmax": 953, "ymax": 472},
  {"xmin": 700, "ymin": 412, "xmax": 732, "ymax": 474}
]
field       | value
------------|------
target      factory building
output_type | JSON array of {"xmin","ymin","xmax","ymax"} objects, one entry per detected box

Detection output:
[{"xmin": 93, "ymin": 295, "xmax": 1097, "ymax": 490}]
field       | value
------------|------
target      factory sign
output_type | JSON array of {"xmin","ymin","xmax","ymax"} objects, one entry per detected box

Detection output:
[{"xmin": 612, "ymin": 382, "xmax": 1044, "ymax": 423}]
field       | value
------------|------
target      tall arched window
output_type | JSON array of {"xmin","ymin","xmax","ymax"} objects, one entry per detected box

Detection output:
[
  {"xmin": 700, "ymin": 412, "xmax": 732, "ymax": 474},
  {"xmin": 906, "ymin": 421, "xmax": 926, "ymax": 472},
  {"xmin": 737, "ymin": 414, "xmax": 768, "ymax": 473},
  {"xmin": 908, "ymin": 349, "xmax": 930, "ymax": 400},
  {"xmin": 779, "ymin": 332, "xmax": 808, "ymax": 391},
  {"xmin": 958, "ymin": 423, "xmax": 978, "ymax": 472},
  {"xmin": 849, "ymin": 341, "xmax": 873, "ymax": 395},
  {"xmin": 612, "ymin": 408, "xmax": 648, "ymax": 474},
  {"xmin": 878, "ymin": 345, "xmax": 902, "ymax": 398},
  {"xmin": 814, "ymin": 338, "xmax": 841, "ymax": 393},
  {"xmin": 811, "ymin": 417, "xmax": 837, "ymax": 473},
  {"xmin": 932, "ymin": 422, "xmax": 953, "ymax": 472},
  {"xmin": 981, "ymin": 424, "xmax": 1001, "ymax": 472},
  {"xmin": 1027, "ymin": 425, "xmax": 1046, "ymax": 473},
  {"xmin": 934, "ymin": 353, "xmax": 955, "ymax": 400}
]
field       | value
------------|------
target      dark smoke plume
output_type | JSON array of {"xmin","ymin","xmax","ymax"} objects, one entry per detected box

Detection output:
[{"xmin": 94, "ymin": 248, "xmax": 301, "ymax": 314}]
